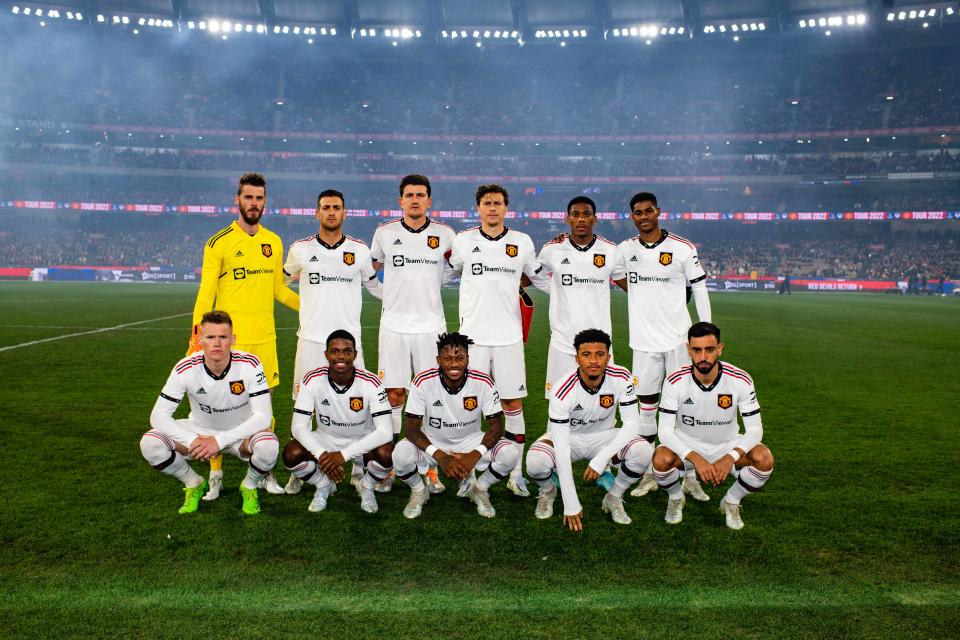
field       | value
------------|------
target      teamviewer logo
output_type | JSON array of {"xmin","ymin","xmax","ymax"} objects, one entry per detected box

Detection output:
[
  {"xmin": 561, "ymin": 274, "xmax": 573, "ymax": 286},
  {"xmin": 471, "ymin": 264, "xmax": 483, "ymax": 276},
  {"xmin": 393, "ymin": 255, "xmax": 405, "ymax": 267},
  {"xmin": 233, "ymin": 268, "xmax": 245, "ymax": 280}
]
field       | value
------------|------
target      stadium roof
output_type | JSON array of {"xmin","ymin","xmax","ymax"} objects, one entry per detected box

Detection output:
[{"xmin": 8, "ymin": 0, "xmax": 959, "ymax": 41}]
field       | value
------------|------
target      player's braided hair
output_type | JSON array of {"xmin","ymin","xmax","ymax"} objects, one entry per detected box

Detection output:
[
  {"xmin": 436, "ymin": 332, "xmax": 473, "ymax": 354},
  {"xmin": 573, "ymin": 328, "xmax": 611, "ymax": 351}
]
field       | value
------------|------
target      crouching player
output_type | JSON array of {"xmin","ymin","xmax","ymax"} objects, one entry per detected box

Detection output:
[
  {"xmin": 652, "ymin": 322, "xmax": 774, "ymax": 530},
  {"xmin": 393, "ymin": 332, "xmax": 517, "ymax": 519},
  {"xmin": 282, "ymin": 330, "xmax": 393, "ymax": 514},
  {"xmin": 526, "ymin": 329, "xmax": 654, "ymax": 530},
  {"xmin": 140, "ymin": 310, "xmax": 279, "ymax": 515}
]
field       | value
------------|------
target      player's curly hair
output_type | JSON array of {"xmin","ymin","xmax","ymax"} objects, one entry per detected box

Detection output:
[
  {"xmin": 326, "ymin": 329, "xmax": 356, "ymax": 349},
  {"xmin": 436, "ymin": 332, "xmax": 474, "ymax": 354},
  {"xmin": 573, "ymin": 328, "xmax": 611, "ymax": 351}
]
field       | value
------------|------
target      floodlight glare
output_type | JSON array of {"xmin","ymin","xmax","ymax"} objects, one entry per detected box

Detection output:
[
  {"xmin": 887, "ymin": 12, "xmax": 895, "ymax": 21},
  {"xmin": 909, "ymin": 10, "xmax": 917, "ymax": 19},
  {"xmin": 918, "ymin": 9, "xmax": 926, "ymax": 18},
  {"xmin": 11, "ymin": 6, "xmax": 19, "ymax": 14}
]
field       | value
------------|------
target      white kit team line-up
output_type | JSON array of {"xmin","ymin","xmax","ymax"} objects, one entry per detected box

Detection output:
[{"xmin": 139, "ymin": 173, "xmax": 776, "ymax": 531}]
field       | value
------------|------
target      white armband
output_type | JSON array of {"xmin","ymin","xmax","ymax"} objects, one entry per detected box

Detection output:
[
  {"xmin": 726, "ymin": 449, "xmax": 742, "ymax": 463},
  {"xmin": 425, "ymin": 444, "xmax": 439, "ymax": 458},
  {"xmin": 475, "ymin": 444, "xmax": 488, "ymax": 457}
]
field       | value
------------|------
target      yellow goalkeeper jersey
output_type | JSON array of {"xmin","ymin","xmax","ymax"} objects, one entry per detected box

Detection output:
[{"xmin": 191, "ymin": 221, "xmax": 299, "ymax": 344}]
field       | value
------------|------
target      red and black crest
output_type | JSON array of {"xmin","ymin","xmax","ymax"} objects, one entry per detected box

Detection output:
[
  {"xmin": 505, "ymin": 244, "xmax": 519, "ymax": 258},
  {"xmin": 593, "ymin": 254, "xmax": 606, "ymax": 268},
  {"xmin": 349, "ymin": 397, "xmax": 364, "ymax": 412},
  {"xmin": 599, "ymin": 394, "xmax": 615, "ymax": 408},
  {"xmin": 343, "ymin": 252, "xmax": 356, "ymax": 266},
  {"xmin": 427, "ymin": 236, "xmax": 440, "ymax": 249},
  {"xmin": 463, "ymin": 396, "xmax": 478, "ymax": 411},
  {"xmin": 659, "ymin": 252, "xmax": 673, "ymax": 266},
  {"xmin": 261, "ymin": 243, "xmax": 273, "ymax": 258},
  {"xmin": 717, "ymin": 394, "xmax": 733, "ymax": 409},
  {"xmin": 230, "ymin": 381, "xmax": 245, "ymax": 395}
]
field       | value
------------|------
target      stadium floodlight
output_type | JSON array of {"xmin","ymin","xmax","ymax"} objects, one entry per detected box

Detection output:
[
  {"xmin": 473, "ymin": 30, "xmax": 480, "ymax": 37},
  {"xmin": 235, "ymin": 23, "xmax": 242, "ymax": 32},
  {"xmin": 678, "ymin": 26, "xmax": 685, "ymax": 33},
  {"xmin": 719, "ymin": 25, "xmax": 726, "ymax": 32},
  {"xmin": 929, "ymin": 8, "xmax": 937, "ymax": 16},
  {"xmin": 330, "ymin": 27, "xmax": 337, "ymax": 35},
  {"xmin": 919, "ymin": 9, "xmax": 927, "ymax": 18},
  {"xmin": 947, "ymin": 7, "xmax": 954, "ymax": 16},
  {"xmin": 731, "ymin": 24, "xmax": 738, "ymax": 31},
  {"xmin": 612, "ymin": 28, "xmax": 620, "ymax": 36},
  {"xmin": 245, "ymin": 24, "xmax": 252, "ymax": 33},
  {"xmin": 733, "ymin": 35, "xmax": 740, "ymax": 41},
  {"xmin": 629, "ymin": 26, "xmax": 638, "ymax": 36},
  {"xmin": 11, "ymin": 6, "xmax": 19, "ymax": 14},
  {"xmin": 898, "ymin": 11, "xmax": 906, "ymax": 20},
  {"xmin": 887, "ymin": 12, "xmax": 895, "ymax": 21},
  {"xmin": 909, "ymin": 10, "xmax": 917, "ymax": 19},
  {"xmin": 122, "ymin": 16, "xmax": 129, "ymax": 24},
  {"xmin": 282, "ymin": 25, "xmax": 290, "ymax": 34},
  {"xmin": 799, "ymin": 19, "xmax": 807, "ymax": 28},
  {"xmin": 451, "ymin": 30, "xmax": 459, "ymax": 38},
  {"xmin": 483, "ymin": 30, "xmax": 490, "ymax": 38}
]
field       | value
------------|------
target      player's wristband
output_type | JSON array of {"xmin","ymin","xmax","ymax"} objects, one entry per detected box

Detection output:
[
  {"xmin": 726, "ymin": 449, "xmax": 742, "ymax": 463},
  {"xmin": 425, "ymin": 444, "xmax": 439, "ymax": 458},
  {"xmin": 475, "ymin": 445, "xmax": 488, "ymax": 457}
]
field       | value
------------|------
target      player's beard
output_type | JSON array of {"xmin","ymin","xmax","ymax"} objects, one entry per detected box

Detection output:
[
  {"xmin": 239, "ymin": 203, "xmax": 263, "ymax": 226},
  {"xmin": 694, "ymin": 360, "xmax": 717, "ymax": 374}
]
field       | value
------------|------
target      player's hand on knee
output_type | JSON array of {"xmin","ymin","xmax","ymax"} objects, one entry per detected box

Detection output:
[
  {"xmin": 436, "ymin": 452, "xmax": 461, "ymax": 479},
  {"xmin": 563, "ymin": 513, "xmax": 584, "ymax": 532},
  {"xmin": 457, "ymin": 451, "xmax": 482, "ymax": 473},
  {"xmin": 319, "ymin": 451, "xmax": 346, "ymax": 482},
  {"xmin": 713, "ymin": 456, "xmax": 734, "ymax": 483},
  {"xmin": 189, "ymin": 435, "xmax": 220, "ymax": 461}
]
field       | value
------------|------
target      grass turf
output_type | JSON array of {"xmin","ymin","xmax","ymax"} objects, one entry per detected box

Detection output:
[{"xmin": 0, "ymin": 282, "xmax": 958, "ymax": 638}]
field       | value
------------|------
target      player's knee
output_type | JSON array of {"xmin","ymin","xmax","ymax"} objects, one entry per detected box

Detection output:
[
  {"xmin": 625, "ymin": 439, "xmax": 654, "ymax": 469},
  {"xmin": 525, "ymin": 442, "xmax": 554, "ymax": 476},
  {"xmin": 140, "ymin": 430, "xmax": 171, "ymax": 464},
  {"xmin": 251, "ymin": 432, "xmax": 279, "ymax": 461},
  {"xmin": 501, "ymin": 398, "xmax": 522, "ymax": 412},
  {"xmin": 369, "ymin": 442, "xmax": 394, "ymax": 467},
  {"xmin": 748, "ymin": 444, "xmax": 774, "ymax": 472},
  {"xmin": 387, "ymin": 388, "xmax": 407, "ymax": 408},
  {"xmin": 391, "ymin": 440, "xmax": 417, "ymax": 471},
  {"xmin": 282, "ymin": 440, "xmax": 310, "ymax": 469},
  {"xmin": 652, "ymin": 446, "xmax": 678, "ymax": 472},
  {"xmin": 494, "ymin": 441, "xmax": 519, "ymax": 469}
]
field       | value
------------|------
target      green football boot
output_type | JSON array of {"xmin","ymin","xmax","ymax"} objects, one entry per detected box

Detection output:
[
  {"xmin": 178, "ymin": 479, "xmax": 209, "ymax": 514},
  {"xmin": 239, "ymin": 483, "xmax": 261, "ymax": 515}
]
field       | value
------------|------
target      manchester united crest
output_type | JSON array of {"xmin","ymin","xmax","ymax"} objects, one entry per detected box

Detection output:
[
  {"xmin": 349, "ymin": 397, "xmax": 364, "ymax": 412},
  {"xmin": 505, "ymin": 244, "xmax": 518, "ymax": 258},
  {"xmin": 261, "ymin": 244, "xmax": 273, "ymax": 258},
  {"xmin": 230, "ymin": 381, "xmax": 245, "ymax": 395},
  {"xmin": 659, "ymin": 252, "xmax": 673, "ymax": 266},
  {"xmin": 599, "ymin": 394, "xmax": 615, "ymax": 408},
  {"xmin": 717, "ymin": 394, "xmax": 733, "ymax": 409},
  {"xmin": 463, "ymin": 396, "xmax": 478, "ymax": 411},
  {"xmin": 593, "ymin": 254, "xmax": 606, "ymax": 268},
  {"xmin": 427, "ymin": 236, "xmax": 440, "ymax": 249},
  {"xmin": 343, "ymin": 252, "xmax": 356, "ymax": 266}
]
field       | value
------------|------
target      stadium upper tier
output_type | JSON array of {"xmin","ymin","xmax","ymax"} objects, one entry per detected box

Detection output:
[{"xmin": 3, "ymin": 28, "xmax": 959, "ymax": 139}]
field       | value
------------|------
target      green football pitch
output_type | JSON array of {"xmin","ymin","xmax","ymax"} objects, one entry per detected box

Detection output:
[{"xmin": 1, "ymin": 282, "xmax": 957, "ymax": 639}]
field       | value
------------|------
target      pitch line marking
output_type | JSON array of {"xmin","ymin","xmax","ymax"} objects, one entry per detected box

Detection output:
[{"xmin": 0, "ymin": 313, "xmax": 191, "ymax": 353}]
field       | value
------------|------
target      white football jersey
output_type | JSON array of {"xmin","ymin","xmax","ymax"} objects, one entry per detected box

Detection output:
[
  {"xmin": 405, "ymin": 368, "xmax": 503, "ymax": 449},
  {"xmin": 658, "ymin": 361, "xmax": 762, "ymax": 457},
  {"xmin": 291, "ymin": 366, "xmax": 392, "ymax": 459},
  {"xmin": 284, "ymin": 234, "xmax": 377, "ymax": 344},
  {"xmin": 538, "ymin": 234, "xmax": 625, "ymax": 355},
  {"xmin": 616, "ymin": 230, "xmax": 707, "ymax": 352},
  {"xmin": 370, "ymin": 218, "xmax": 456, "ymax": 334},
  {"xmin": 156, "ymin": 350, "xmax": 271, "ymax": 446},
  {"xmin": 547, "ymin": 363, "xmax": 641, "ymax": 517},
  {"xmin": 449, "ymin": 227, "xmax": 543, "ymax": 346}
]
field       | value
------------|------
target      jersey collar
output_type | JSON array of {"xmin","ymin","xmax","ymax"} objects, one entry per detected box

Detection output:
[
  {"xmin": 203, "ymin": 354, "xmax": 232, "ymax": 380},
  {"xmin": 439, "ymin": 371, "xmax": 468, "ymax": 395},
  {"xmin": 638, "ymin": 229, "xmax": 668, "ymax": 249},
  {"xmin": 327, "ymin": 369, "xmax": 356, "ymax": 394},
  {"xmin": 480, "ymin": 227, "xmax": 509, "ymax": 242},
  {"xmin": 316, "ymin": 233, "xmax": 346, "ymax": 250},
  {"xmin": 568, "ymin": 234, "xmax": 597, "ymax": 252},
  {"xmin": 401, "ymin": 217, "xmax": 432, "ymax": 234},
  {"xmin": 577, "ymin": 370, "xmax": 605, "ymax": 395},
  {"xmin": 692, "ymin": 362, "xmax": 723, "ymax": 392}
]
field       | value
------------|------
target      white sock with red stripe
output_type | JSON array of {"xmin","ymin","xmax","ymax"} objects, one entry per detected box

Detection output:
[
  {"xmin": 723, "ymin": 466, "xmax": 772, "ymax": 505},
  {"xmin": 610, "ymin": 439, "xmax": 653, "ymax": 498},
  {"xmin": 362, "ymin": 460, "xmax": 393, "ymax": 490},
  {"xmin": 504, "ymin": 408, "xmax": 525, "ymax": 477},
  {"xmin": 476, "ymin": 440, "xmax": 519, "ymax": 491},
  {"xmin": 243, "ymin": 432, "xmax": 279, "ymax": 489},
  {"xmin": 140, "ymin": 430, "xmax": 203, "ymax": 488},
  {"xmin": 653, "ymin": 467, "xmax": 684, "ymax": 500}
]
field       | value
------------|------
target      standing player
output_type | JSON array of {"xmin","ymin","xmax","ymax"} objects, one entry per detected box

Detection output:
[
  {"xmin": 370, "ymin": 175, "xmax": 456, "ymax": 493},
  {"xmin": 613, "ymin": 192, "xmax": 711, "ymax": 502},
  {"xmin": 189, "ymin": 173, "xmax": 299, "ymax": 500},
  {"xmin": 448, "ymin": 184, "xmax": 549, "ymax": 497},
  {"xmin": 393, "ymin": 332, "xmax": 518, "ymax": 519},
  {"xmin": 652, "ymin": 322, "xmax": 774, "ymax": 529},
  {"xmin": 140, "ymin": 310, "xmax": 279, "ymax": 515},
  {"xmin": 282, "ymin": 189, "xmax": 383, "ymax": 494},
  {"xmin": 282, "ymin": 330, "xmax": 394, "ymax": 513}
]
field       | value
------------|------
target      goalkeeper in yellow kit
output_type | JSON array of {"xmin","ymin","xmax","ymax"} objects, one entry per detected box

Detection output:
[{"xmin": 187, "ymin": 172, "xmax": 300, "ymax": 500}]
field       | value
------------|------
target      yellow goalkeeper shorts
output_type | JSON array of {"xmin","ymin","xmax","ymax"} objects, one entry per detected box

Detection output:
[{"xmin": 235, "ymin": 341, "xmax": 280, "ymax": 389}]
